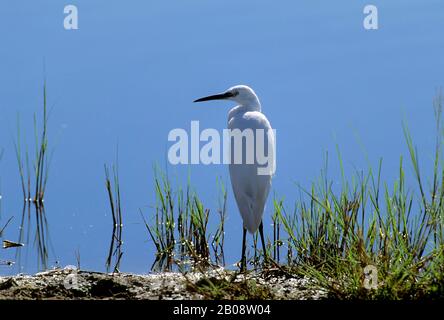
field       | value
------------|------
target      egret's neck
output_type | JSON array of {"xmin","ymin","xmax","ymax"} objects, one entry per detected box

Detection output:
[
  {"xmin": 228, "ymin": 99, "xmax": 262, "ymax": 123},
  {"xmin": 238, "ymin": 97, "xmax": 261, "ymax": 112}
]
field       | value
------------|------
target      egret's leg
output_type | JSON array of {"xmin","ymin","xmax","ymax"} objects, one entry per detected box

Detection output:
[
  {"xmin": 240, "ymin": 227, "xmax": 247, "ymax": 272},
  {"xmin": 259, "ymin": 221, "xmax": 268, "ymax": 263}
]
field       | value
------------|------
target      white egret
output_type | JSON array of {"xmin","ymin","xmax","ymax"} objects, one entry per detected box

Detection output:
[{"xmin": 194, "ymin": 85, "xmax": 275, "ymax": 271}]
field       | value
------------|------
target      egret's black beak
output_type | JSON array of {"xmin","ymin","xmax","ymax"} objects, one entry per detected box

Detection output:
[{"xmin": 193, "ymin": 91, "xmax": 234, "ymax": 103}]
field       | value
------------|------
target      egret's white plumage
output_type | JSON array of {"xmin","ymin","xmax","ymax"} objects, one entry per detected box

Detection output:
[
  {"xmin": 226, "ymin": 86, "xmax": 274, "ymax": 233},
  {"xmin": 194, "ymin": 85, "xmax": 275, "ymax": 269}
]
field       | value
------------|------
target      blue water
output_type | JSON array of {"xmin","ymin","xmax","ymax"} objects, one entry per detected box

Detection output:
[{"xmin": 0, "ymin": 0, "xmax": 443, "ymax": 275}]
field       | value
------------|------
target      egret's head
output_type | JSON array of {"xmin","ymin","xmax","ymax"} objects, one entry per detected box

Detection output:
[{"xmin": 194, "ymin": 85, "xmax": 260, "ymax": 107}]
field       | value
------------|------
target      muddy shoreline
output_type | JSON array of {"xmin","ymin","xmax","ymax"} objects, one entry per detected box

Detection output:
[{"xmin": 0, "ymin": 266, "xmax": 326, "ymax": 300}]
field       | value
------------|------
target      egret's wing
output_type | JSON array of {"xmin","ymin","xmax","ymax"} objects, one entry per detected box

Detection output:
[
  {"xmin": 229, "ymin": 164, "xmax": 271, "ymax": 233},
  {"xmin": 228, "ymin": 111, "xmax": 275, "ymax": 233}
]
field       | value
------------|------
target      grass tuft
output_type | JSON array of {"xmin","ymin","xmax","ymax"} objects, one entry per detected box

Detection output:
[
  {"xmin": 13, "ymin": 81, "xmax": 53, "ymax": 271},
  {"xmin": 104, "ymin": 150, "xmax": 124, "ymax": 273},
  {"xmin": 142, "ymin": 168, "xmax": 227, "ymax": 272},
  {"xmin": 270, "ymin": 91, "xmax": 444, "ymax": 299}
]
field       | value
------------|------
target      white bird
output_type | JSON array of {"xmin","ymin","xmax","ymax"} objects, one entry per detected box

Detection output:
[{"xmin": 194, "ymin": 85, "xmax": 275, "ymax": 271}]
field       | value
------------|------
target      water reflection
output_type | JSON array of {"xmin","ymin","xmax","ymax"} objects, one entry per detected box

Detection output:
[
  {"xmin": 1, "ymin": 217, "xmax": 15, "ymax": 266},
  {"xmin": 10, "ymin": 83, "xmax": 55, "ymax": 273},
  {"xmin": 15, "ymin": 201, "xmax": 53, "ymax": 271}
]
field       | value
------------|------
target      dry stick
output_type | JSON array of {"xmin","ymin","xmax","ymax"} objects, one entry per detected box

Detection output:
[{"xmin": 0, "ymin": 217, "xmax": 13, "ymax": 238}]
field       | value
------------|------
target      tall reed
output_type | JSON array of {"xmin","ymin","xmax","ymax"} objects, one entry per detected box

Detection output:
[{"xmin": 104, "ymin": 156, "xmax": 124, "ymax": 273}]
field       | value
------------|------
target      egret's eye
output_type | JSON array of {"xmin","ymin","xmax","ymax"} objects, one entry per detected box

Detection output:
[{"xmin": 232, "ymin": 90, "xmax": 239, "ymax": 97}]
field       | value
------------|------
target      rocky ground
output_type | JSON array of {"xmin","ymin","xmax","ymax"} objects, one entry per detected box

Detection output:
[{"xmin": 0, "ymin": 266, "xmax": 327, "ymax": 300}]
